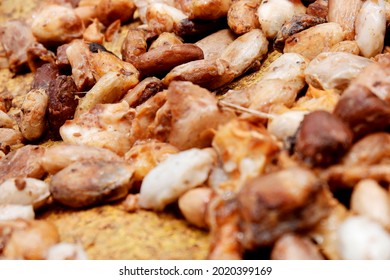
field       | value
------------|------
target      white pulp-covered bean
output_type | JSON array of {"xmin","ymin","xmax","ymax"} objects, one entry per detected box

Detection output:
[
  {"xmin": 337, "ymin": 216, "xmax": 390, "ymax": 260},
  {"xmin": 0, "ymin": 178, "xmax": 50, "ymax": 209},
  {"xmin": 0, "ymin": 204, "xmax": 34, "ymax": 221},
  {"xmin": 355, "ymin": 0, "xmax": 386, "ymax": 58},
  {"xmin": 139, "ymin": 148, "xmax": 216, "ymax": 211},
  {"xmin": 267, "ymin": 110, "xmax": 308, "ymax": 141},
  {"xmin": 46, "ymin": 243, "xmax": 88, "ymax": 260},
  {"xmin": 257, "ymin": 0, "xmax": 306, "ymax": 39}
]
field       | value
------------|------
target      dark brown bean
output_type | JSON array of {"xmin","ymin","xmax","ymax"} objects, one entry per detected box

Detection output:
[
  {"xmin": 306, "ymin": 0, "xmax": 329, "ymax": 20},
  {"xmin": 56, "ymin": 44, "xmax": 71, "ymax": 73},
  {"xmin": 295, "ymin": 110, "xmax": 353, "ymax": 167},
  {"xmin": 131, "ymin": 44, "xmax": 204, "ymax": 78},
  {"xmin": 334, "ymin": 85, "xmax": 390, "ymax": 140},
  {"xmin": 32, "ymin": 63, "xmax": 60, "ymax": 90},
  {"xmin": 122, "ymin": 77, "xmax": 164, "ymax": 107},
  {"xmin": 47, "ymin": 75, "xmax": 80, "ymax": 139},
  {"xmin": 237, "ymin": 167, "xmax": 332, "ymax": 249}
]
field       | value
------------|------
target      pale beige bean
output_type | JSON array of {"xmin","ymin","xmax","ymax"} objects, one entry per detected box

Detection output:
[
  {"xmin": 351, "ymin": 179, "xmax": 390, "ymax": 229},
  {"xmin": 342, "ymin": 133, "xmax": 390, "ymax": 166},
  {"xmin": 122, "ymin": 193, "xmax": 140, "ymax": 212},
  {"xmin": 274, "ymin": 14, "xmax": 326, "ymax": 51},
  {"xmin": 75, "ymin": 6, "xmax": 98, "ymax": 26},
  {"xmin": 329, "ymin": 41, "xmax": 360, "ymax": 55},
  {"xmin": 167, "ymin": 81, "xmax": 235, "ymax": 150},
  {"xmin": 183, "ymin": 0, "xmax": 232, "ymax": 20},
  {"xmin": 305, "ymin": 52, "xmax": 373, "ymax": 92},
  {"xmin": 96, "ymin": 0, "xmax": 136, "ymax": 26},
  {"xmin": 227, "ymin": 0, "xmax": 260, "ymax": 35},
  {"xmin": 121, "ymin": 28, "xmax": 148, "ymax": 63},
  {"xmin": 149, "ymin": 32, "xmax": 183, "ymax": 50},
  {"xmin": 178, "ymin": 187, "xmax": 212, "ymax": 229},
  {"xmin": 164, "ymin": 29, "xmax": 268, "ymax": 90},
  {"xmin": 50, "ymin": 160, "xmax": 134, "ymax": 208},
  {"xmin": 74, "ymin": 71, "xmax": 139, "ymax": 118},
  {"xmin": 352, "ymin": 56, "xmax": 390, "ymax": 103},
  {"xmin": 328, "ymin": 0, "xmax": 363, "ymax": 40},
  {"xmin": 195, "ymin": 29, "xmax": 236, "ymax": 60},
  {"xmin": 18, "ymin": 88, "xmax": 48, "ymax": 141},
  {"xmin": 219, "ymin": 28, "xmax": 268, "ymax": 76},
  {"xmin": 249, "ymin": 53, "xmax": 308, "ymax": 113},
  {"xmin": 83, "ymin": 19, "xmax": 104, "ymax": 44},
  {"xmin": 167, "ymin": 81, "xmax": 234, "ymax": 150},
  {"xmin": 0, "ymin": 145, "xmax": 46, "ymax": 185},
  {"xmin": 0, "ymin": 110, "xmax": 15, "ymax": 128},
  {"xmin": 162, "ymin": 58, "xmax": 232, "ymax": 90},
  {"xmin": 129, "ymin": 90, "xmax": 167, "ymax": 142},
  {"xmin": 284, "ymin": 22, "xmax": 345, "ymax": 60},
  {"xmin": 42, "ymin": 143, "xmax": 123, "ymax": 174},
  {"xmin": 66, "ymin": 40, "xmax": 95, "ymax": 90},
  {"xmin": 60, "ymin": 101, "xmax": 136, "ymax": 156},
  {"xmin": 31, "ymin": 5, "xmax": 84, "ymax": 45},
  {"xmin": 223, "ymin": 53, "xmax": 307, "ymax": 115},
  {"xmin": 0, "ymin": 128, "xmax": 24, "ymax": 153},
  {"xmin": 132, "ymin": 0, "xmax": 168, "ymax": 23},
  {"xmin": 325, "ymin": 164, "xmax": 390, "ymax": 189},
  {"xmin": 309, "ymin": 201, "xmax": 348, "ymax": 260},
  {"xmin": 145, "ymin": 3, "xmax": 188, "ymax": 34},
  {"xmin": 271, "ymin": 233, "xmax": 324, "ymax": 260},
  {"xmin": 89, "ymin": 49, "xmax": 140, "ymax": 82},
  {"xmin": 79, "ymin": 0, "xmax": 101, "ymax": 6},
  {"xmin": 0, "ymin": 219, "xmax": 60, "ymax": 260}
]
